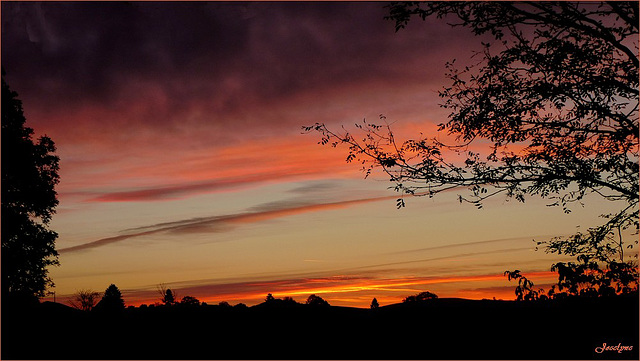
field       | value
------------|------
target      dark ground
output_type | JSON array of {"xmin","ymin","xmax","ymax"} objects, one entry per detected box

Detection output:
[{"xmin": 2, "ymin": 295, "xmax": 638, "ymax": 360}]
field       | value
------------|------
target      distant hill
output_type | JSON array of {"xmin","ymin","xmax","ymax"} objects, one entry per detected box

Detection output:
[
  {"xmin": 2, "ymin": 295, "xmax": 638, "ymax": 359},
  {"xmin": 39, "ymin": 300, "xmax": 84, "ymax": 314}
]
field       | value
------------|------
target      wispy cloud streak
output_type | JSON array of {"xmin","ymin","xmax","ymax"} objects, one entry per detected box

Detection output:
[
  {"xmin": 343, "ymin": 247, "xmax": 535, "ymax": 272},
  {"xmin": 387, "ymin": 236, "xmax": 545, "ymax": 255},
  {"xmin": 58, "ymin": 195, "xmax": 398, "ymax": 253}
]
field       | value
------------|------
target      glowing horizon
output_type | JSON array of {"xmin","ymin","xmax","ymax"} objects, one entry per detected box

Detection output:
[{"xmin": 63, "ymin": 271, "xmax": 560, "ymax": 308}]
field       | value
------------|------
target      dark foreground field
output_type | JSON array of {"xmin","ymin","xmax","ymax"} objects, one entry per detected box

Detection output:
[{"xmin": 2, "ymin": 295, "xmax": 638, "ymax": 360}]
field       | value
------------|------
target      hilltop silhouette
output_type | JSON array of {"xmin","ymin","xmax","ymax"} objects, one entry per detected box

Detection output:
[{"xmin": 2, "ymin": 294, "xmax": 637, "ymax": 360}]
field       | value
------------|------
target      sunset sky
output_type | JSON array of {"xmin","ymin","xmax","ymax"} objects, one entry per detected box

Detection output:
[{"xmin": 2, "ymin": 2, "xmax": 630, "ymax": 307}]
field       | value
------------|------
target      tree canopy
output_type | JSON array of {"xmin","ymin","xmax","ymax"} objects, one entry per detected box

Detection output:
[
  {"xmin": 163, "ymin": 289, "xmax": 176, "ymax": 305},
  {"xmin": 305, "ymin": 1, "xmax": 638, "ymax": 295},
  {"xmin": 94, "ymin": 284, "xmax": 125, "ymax": 312},
  {"xmin": 69, "ymin": 289, "xmax": 102, "ymax": 311},
  {"xmin": 403, "ymin": 291, "xmax": 439, "ymax": 303},
  {"xmin": 370, "ymin": 297, "xmax": 380, "ymax": 309},
  {"xmin": 305, "ymin": 294, "xmax": 330, "ymax": 307},
  {"xmin": 156, "ymin": 283, "xmax": 178, "ymax": 305},
  {"xmin": 2, "ymin": 69, "xmax": 60, "ymax": 303},
  {"xmin": 180, "ymin": 296, "xmax": 201, "ymax": 306}
]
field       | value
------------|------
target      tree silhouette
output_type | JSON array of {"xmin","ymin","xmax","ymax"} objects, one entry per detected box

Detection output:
[
  {"xmin": 370, "ymin": 298, "xmax": 379, "ymax": 309},
  {"xmin": 179, "ymin": 296, "xmax": 200, "ymax": 306},
  {"xmin": 305, "ymin": 294, "xmax": 330, "ymax": 307},
  {"xmin": 94, "ymin": 284, "xmax": 125, "ymax": 312},
  {"xmin": 157, "ymin": 283, "xmax": 177, "ymax": 305},
  {"xmin": 305, "ymin": 2, "xmax": 638, "ymax": 290},
  {"xmin": 163, "ymin": 289, "xmax": 176, "ymax": 305},
  {"xmin": 69, "ymin": 289, "xmax": 102, "ymax": 311},
  {"xmin": 550, "ymin": 257, "xmax": 639, "ymax": 297},
  {"xmin": 265, "ymin": 293, "xmax": 275, "ymax": 303},
  {"xmin": 506, "ymin": 259, "xmax": 639, "ymax": 300},
  {"xmin": 504, "ymin": 256, "xmax": 638, "ymax": 301},
  {"xmin": 1, "ymin": 69, "xmax": 60, "ymax": 303},
  {"xmin": 504, "ymin": 270, "xmax": 546, "ymax": 301},
  {"xmin": 402, "ymin": 291, "xmax": 438, "ymax": 303},
  {"xmin": 282, "ymin": 296, "xmax": 299, "ymax": 305}
]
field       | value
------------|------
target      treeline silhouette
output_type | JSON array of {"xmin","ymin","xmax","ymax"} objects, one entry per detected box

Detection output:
[{"xmin": 2, "ymin": 290, "xmax": 638, "ymax": 360}]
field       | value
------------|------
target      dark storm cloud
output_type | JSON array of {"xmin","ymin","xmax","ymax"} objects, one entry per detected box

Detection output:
[
  {"xmin": 2, "ymin": 2, "xmax": 248, "ymax": 104},
  {"xmin": 2, "ymin": 2, "xmax": 463, "ymax": 132}
]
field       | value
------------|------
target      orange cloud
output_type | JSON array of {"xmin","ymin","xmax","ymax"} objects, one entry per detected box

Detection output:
[{"xmin": 73, "ymin": 135, "xmax": 361, "ymax": 203}]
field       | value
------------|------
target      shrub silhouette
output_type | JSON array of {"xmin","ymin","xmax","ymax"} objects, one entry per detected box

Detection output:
[{"xmin": 69, "ymin": 289, "xmax": 101, "ymax": 311}]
